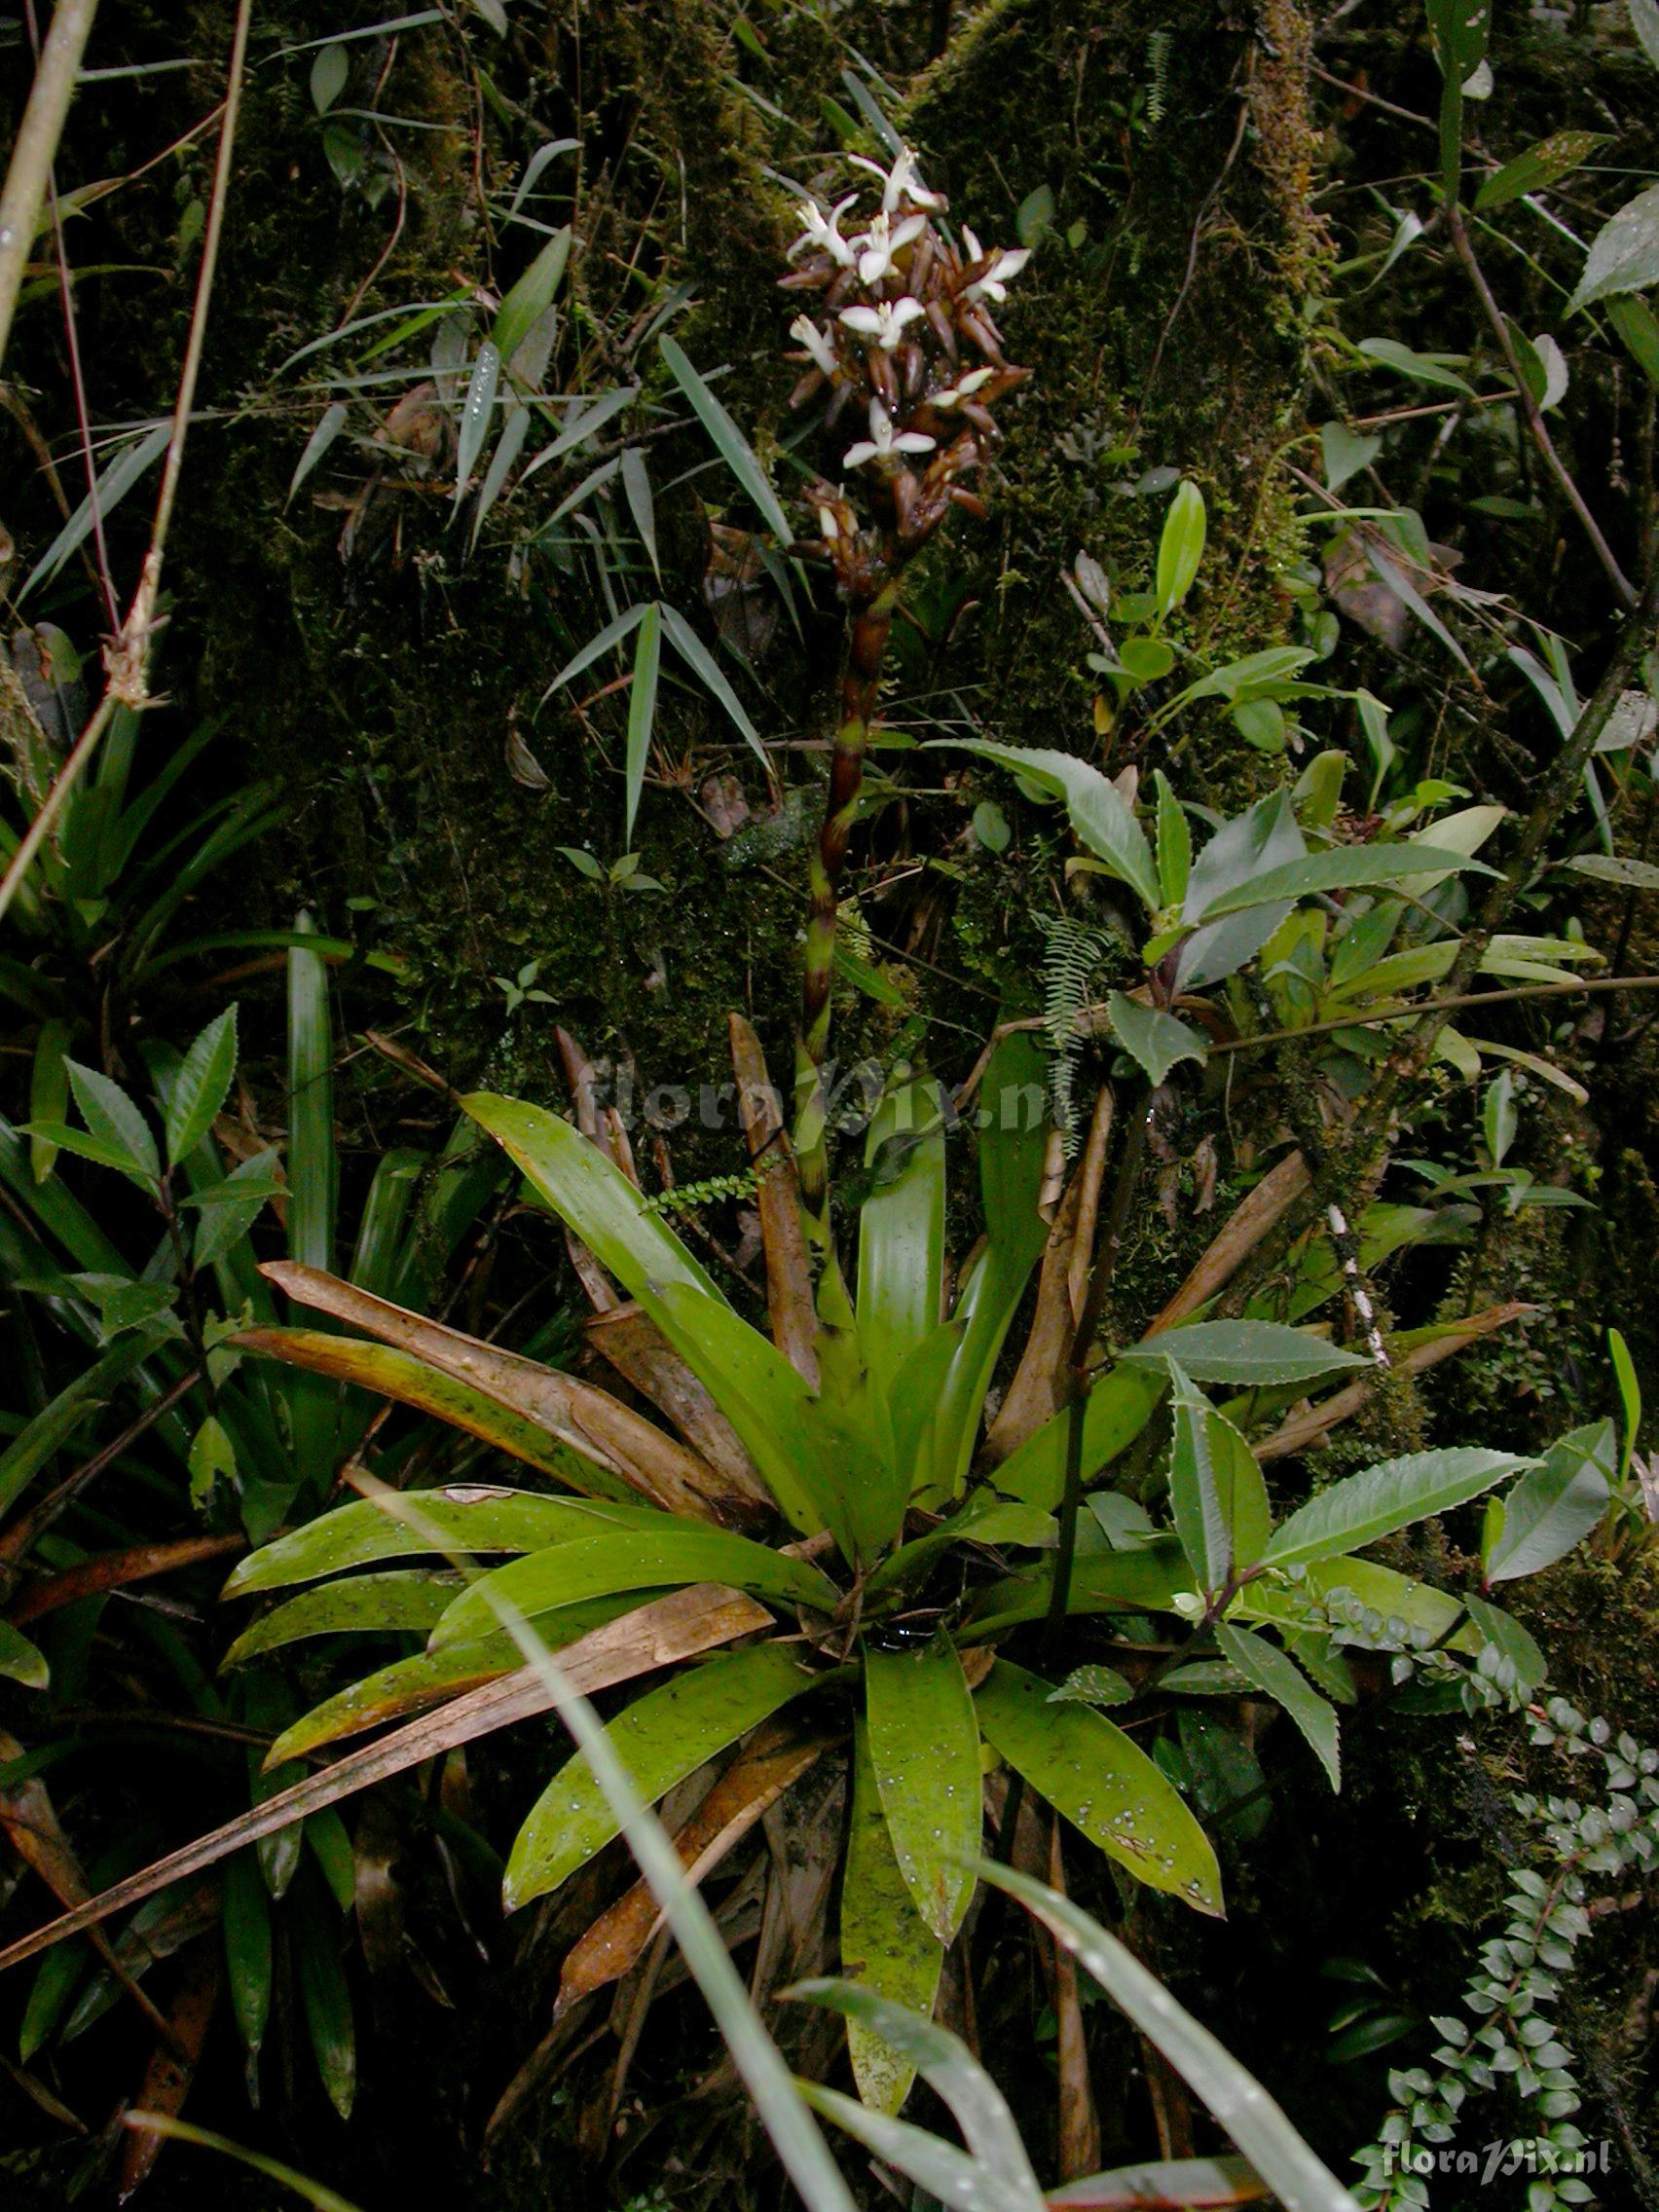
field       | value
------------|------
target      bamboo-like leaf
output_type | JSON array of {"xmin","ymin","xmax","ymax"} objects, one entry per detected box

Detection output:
[
  {"xmin": 839, "ymin": 1720, "xmax": 944, "ymax": 2113},
  {"xmin": 865, "ymin": 1636, "xmax": 980, "ymax": 1942},
  {"xmin": 976, "ymin": 1662, "xmax": 1223, "ymax": 1914},
  {"xmin": 429, "ymin": 1521, "xmax": 838, "ymax": 1648},
  {"xmin": 491, "ymin": 227, "xmax": 571, "ymax": 360},
  {"xmin": 164, "ymin": 1007, "xmax": 238, "ymax": 1169},
  {"xmin": 1214, "ymin": 1623, "xmax": 1340, "ymax": 1790},
  {"xmin": 660, "ymin": 605, "xmax": 768, "ymax": 770},
  {"xmin": 286, "ymin": 919, "xmax": 338, "ymax": 1495},
  {"xmin": 623, "ymin": 602, "xmax": 662, "ymax": 845},
  {"xmin": 452, "ymin": 340, "xmax": 500, "ymax": 508},
  {"xmin": 620, "ymin": 446, "xmax": 659, "ymax": 578},
  {"xmin": 793, "ymin": 2079, "xmax": 1006, "ymax": 2212},
  {"xmin": 856, "ymin": 1072, "xmax": 945, "ymax": 1404},
  {"xmin": 286, "ymin": 401, "xmax": 350, "ymax": 509},
  {"xmin": 980, "ymin": 1866, "xmax": 1358, "ymax": 2212},
  {"xmin": 658, "ymin": 333, "xmax": 793, "ymax": 543},
  {"xmin": 1263, "ymin": 1448, "xmax": 1528, "ymax": 1568},
  {"xmin": 119, "ymin": 2116, "xmax": 364, "ymax": 2212},
  {"xmin": 502, "ymin": 1641, "xmax": 823, "ymax": 1908},
  {"xmin": 19, "ymin": 422, "xmax": 170, "ymax": 601}
]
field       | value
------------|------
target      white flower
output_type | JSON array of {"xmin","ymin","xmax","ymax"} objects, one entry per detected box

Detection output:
[
  {"xmin": 854, "ymin": 209, "xmax": 927, "ymax": 286},
  {"xmin": 791, "ymin": 193, "xmax": 858, "ymax": 268},
  {"xmin": 842, "ymin": 398, "xmax": 936, "ymax": 471},
  {"xmin": 933, "ymin": 366, "xmax": 996, "ymax": 407},
  {"xmin": 850, "ymin": 144, "xmax": 944, "ymax": 214},
  {"xmin": 789, "ymin": 313, "xmax": 840, "ymax": 378},
  {"xmin": 838, "ymin": 296, "xmax": 925, "ymax": 351},
  {"xmin": 816, "ymin": 504, "xmax": 840, "ymax": 541},
  {"xmin": 961, "ymin": 226, "xmax": 1031, "ymax": 305}
]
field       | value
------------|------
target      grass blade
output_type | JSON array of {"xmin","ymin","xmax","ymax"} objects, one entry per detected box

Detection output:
[
  {"xmin": 624, "ymin": 601, "xmax": 662, "ymax": 845},
  {"xmin": 659, "ymin": 334, "xmax": 793, "ymax": 543}
]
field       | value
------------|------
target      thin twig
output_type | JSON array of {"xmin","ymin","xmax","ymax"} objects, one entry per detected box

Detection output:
[
  {"xmin": 0, "ymin": 0, "xmax": 102, "ymax": 366},
  {"xmin": 0, "ymin": 0, "xmax": 254, "ymax": 928},
  {"xmin": 1447, "ymin": 200, "xmax": 1637, "ymax": 608}
]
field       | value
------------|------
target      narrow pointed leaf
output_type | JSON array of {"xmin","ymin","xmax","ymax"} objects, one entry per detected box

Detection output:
[
  {"xmin": 491, "ymin": 227, "xmax": 571, "ymax": 360},
  {"xmin": 945, "ymin": 743, "xmax": 1160, "ymax": 910},
  {"xmin": 453, "ymin": 341, "xmax": 500, "ymax": 507},
  {"xmin": 65, "ymin": 1061, "xmax": 158, "ymax": 1182},
  {"xmin": 865, "ymin": 1636, "xmax": 980, "ymax": 1941},
  {"xmin": 222, "ymin": 1570, "xmax": 465, "ymax": 1665},
  {"xmin": 660, "ymin": 604, "xmax": 767, "ymax": 769},
  {"xmin": 659, "ymin": 334, "xmax": 793, "ymax": 543},
  {"xmin": 224, "ymin": 1485, "xmax": 658, "ymax": 1596},
  {"xmin": 623, "ymin": 601, "xmax": 662, "ymax": 845},
  {"xmin": 1193, "ymin": 843, "xmax": 1489, "ymax": 919},
  {"xmin": 1483, "ymin": 1420, "xmax": 1614, "ymax": 1582},
  {"xmin": 1214, "ymin": 1624, "xmax": 1339, "ymax": 1789}
]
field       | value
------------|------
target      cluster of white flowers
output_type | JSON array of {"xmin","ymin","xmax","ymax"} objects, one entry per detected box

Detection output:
[{"xmin": 785, "ymin": 144, "xmax": 1031, "ymax": 477}]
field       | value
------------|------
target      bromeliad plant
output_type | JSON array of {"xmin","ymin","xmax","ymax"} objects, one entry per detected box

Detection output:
[
  {"xmin": 782, "ymin": 143, "xmax": 1030, "ymax": 1205},
  {"xmin": 220, "ymin": 1017, "xmax": 1591, "ymax": 2113}
]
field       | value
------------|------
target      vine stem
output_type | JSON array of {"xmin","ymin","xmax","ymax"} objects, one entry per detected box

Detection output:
[{"xmin": 0, "ymin": 0, "xmax": 254, "ymax": 930}]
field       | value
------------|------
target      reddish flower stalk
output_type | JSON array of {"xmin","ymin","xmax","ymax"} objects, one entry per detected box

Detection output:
[{"xmin": 781, "ymin": 145, "xmax": 1032, "ymax": 1212}]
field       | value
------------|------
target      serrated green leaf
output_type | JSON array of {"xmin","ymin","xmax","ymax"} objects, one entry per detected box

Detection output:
[
  {"xmin": 1105, "ymin": 994, "xmax": 1208, "ymax": 1087},
  {"xmin": 1264, "ymin": 1448, "xmax": 1527, "ymax": 1568},
  {"xmin": 65, "ymin": 1060, "xmax": 159, "ymax": 1182},
  {"xmin": 1214, "ymin": 1623, "xmax": 1340, "ymax": 1790},
  {"xmin": 1567, "ymin": 182, "xmax": 1659, "ymax": 314},
  {"xmin": 166, "ymin": 1006, "xmax": 238, "ymax": 1168},
  {"xmin": 1122, "ymin": 1321, "xmax": 1366, "ymax": 1387}
]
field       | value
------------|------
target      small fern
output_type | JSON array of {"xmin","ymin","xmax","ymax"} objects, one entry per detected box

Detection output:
[
  {"xmin": 1145, "ymin": 30, "xmax": 1171, "ymax": 129},
  {"xmin": 1040, "ymin": 914, "xmax": 1116, "ymax": 1154},
  {"xmin": 641, "ymin": 1165, "xmax": 773, "ymax": 1216}
]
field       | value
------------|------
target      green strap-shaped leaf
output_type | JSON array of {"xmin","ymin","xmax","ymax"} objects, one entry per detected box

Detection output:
[
  {"xmin": 1215, "ymin": 1623, "xmax": 1340, "ymax": 1791},
  {"xmin": 223, "ymin": 1570, "xmax": 464, "ymax": 1665},
  {"xmin": 921, "ymin": 1032, "xmax": 1051, "ymax": 1504},
  {"xmin": 976, "ymin": 1661, "xmax": 1223, "ymax": 1915},
  {"xmin": 1120, "ymin": 1320, "xmax": 1368, "ymax": 1387},
  {"xmin": 865, "ymin": 1636, "xmax": 981, "ymax": 1942},
  {"xmin": 225, "ymin": 1485, "xmax": 658, "ymax": 1597},
  {"xmin": 1156, "ymin": 480, "xmax": 1206, "ymax": 616},
  {"xmin": 502, "ymin": 1641, "xmax": 823, "ymax": 1909},
  {"xmin": 461, "ymin": 1092, "xmax": 717, "ymax": 1304},
  {"xmin": 658, "ymin": 334, "xmax": 793, "ymax": 544},
  {"xmin": 981, "ymin": 1864, "xmax": 1357, "ymax": 2212},
  {"xmin": 840, "ymin": 1720, "xmax": 945, "ymax": 2114},
  {"xmin": 1263, "ymin": 1448, "xmax": 1527, "ymax": 1569},
  {"xmin": 234, "ymin": 1327, "xmax": 642, "ymax": 1505},
  {"xmin": 855, "ymin": 1073, "xmax": 945, "ymax": 1404},
  {"xmin": 1192, "ymin": 842, "xmax": 1490, "ymax": 920},
  {"xmin": 793, "ymin": 2078, "xmax": 1008, "ymax": 2212},
  {"xmin": 429, "ymin": 1522, "xmax": 838, "ymax": 1647},
  {"xmin": 491, "ymin": 226, "xmax": 571, "ymax": 359}
]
